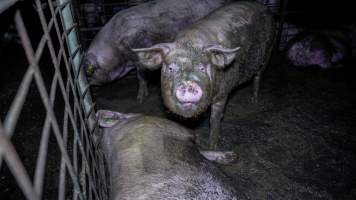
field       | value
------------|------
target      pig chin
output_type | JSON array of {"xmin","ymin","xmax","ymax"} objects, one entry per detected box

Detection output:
[
  {"xmin": 162, "ymin": 91, "xmax": 210, "ymax": 119},
  {"xmin": 176, "ymin": 102, "xmax": 210, "ymax": 118}
]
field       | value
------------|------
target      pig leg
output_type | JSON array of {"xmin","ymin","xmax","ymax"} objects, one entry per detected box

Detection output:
[
  {"xmin": 251, "ymin": 71, "xmax": 262, "ymax": 104},
  {"xmin": 252, "ymin": 44, "xmax": 274, "ymax": 103},
  {"xmin": 209, "ymin": 98, "xmax": 227, "ymax": 149},
  {"xmin": 199, "ymin": 150, "xmax": 238, "ymax": 165},
  {"xmin": 136, "ymin": 64, "xmax": 149, "ymax": 104}
]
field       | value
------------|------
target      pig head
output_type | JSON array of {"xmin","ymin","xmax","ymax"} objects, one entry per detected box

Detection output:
[{"xmin": 132, "ymin": 42, "xmax": 240, "ymax": 118}]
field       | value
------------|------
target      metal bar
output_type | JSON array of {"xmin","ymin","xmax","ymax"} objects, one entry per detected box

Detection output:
[
  {"xmin": 0, "ymin": 0, "xmax": 19, "ymax": 14},
  {"xmin": 15, "ymin": 10, "xmax": 85, "ymax": 200},
  {"xmin": 0, "ymin": 122, "xmax": 39, "ymax": 200},
  {"xmin": 37, "ymin": 0, "xmax": 103, "ymax": 198},
  {"xmin": 0, "ymin": 1, "xmax": 108, "ymax": 199},
  {"xmin": 37, "ymin": 3, "xmax": 97, "ymax": 191},
  {"xmin": 2, "ymin": 68, "xmax": 34, "ymax": 137},
  {"xmin": 58, "ymin": 0, "xmax": 96, "ymax": 131},
  {"xmin": 55, "ymin": 8, "xmax": 102, "ymax": 184},
  {"xmin": 66, "ymin": 23, "xmax": 78, "ymax": 35},
  {"xmin": 276, "ymin": 0, "xmax": 289, "ymax": 49},
  {"xmin": 2, "ymin": 9, "xmax": 57, "ymax": 139},
  {"xmin": 58, "ymin": 80, "xmax": 71, "ymax": 200},
  {"xmin": 79, "ymin": 125, "xmax": 87, "ymax": 198},
  {"xmin": 33, "ymin": 73, "xmax": 59, "ymax": 199},
  {"xmin": 58, "ymin": 108, "xmax": 69, "ymax": 200},
  {"xmin": 71, "ymin": 45, "xmax": 82, "ymax": 59},
  {"xmin": 72, "ymin": 136, "xmax": 79, "ymax": 200}
]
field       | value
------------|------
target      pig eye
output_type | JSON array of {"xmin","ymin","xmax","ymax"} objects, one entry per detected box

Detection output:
[
  {"xmin": 197, "ymin": 63, "xmax": 205, "ymax": 72},
  {"xmin": 167, "ymin": 63, "xmax": 179, "ymax": 73}
]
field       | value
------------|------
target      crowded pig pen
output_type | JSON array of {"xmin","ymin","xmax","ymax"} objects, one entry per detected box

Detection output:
[{"xmin": 1, "ymin": 0, "xmax": 356, "ymax": 199}]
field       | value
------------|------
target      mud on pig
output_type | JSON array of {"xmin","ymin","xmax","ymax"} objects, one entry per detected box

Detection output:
[
  {"xmin": 97, "ymin": 110, "xmax": 242, "ymax": 200},
  {"xmin": 82, "ymin": 0, "xmax": 232, "ymax": 103},
  {"xmin": 133, "ymin": 1, "xmax": 276, "ymax": 149}
]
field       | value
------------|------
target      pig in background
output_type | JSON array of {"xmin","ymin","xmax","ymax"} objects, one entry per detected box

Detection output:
[
  {"xmin": 96, "ymin": 110, "xmax": 242, "ymax": 200},
  {"xmin": 285, "ymin": 26, "xmax": 356, "ymax": 69},
  {"xmin": 133, "ymin": 1, "xmax": 276, "ymax": 149},
  {"xmin": 82, "ymin": 0, "xmax": 232, "ymax": 103}
]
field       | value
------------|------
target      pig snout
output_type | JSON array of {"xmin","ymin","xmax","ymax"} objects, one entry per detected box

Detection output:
[{"xmin": 175, "ymin": 81, "xmax": 203, "ymax": 103}]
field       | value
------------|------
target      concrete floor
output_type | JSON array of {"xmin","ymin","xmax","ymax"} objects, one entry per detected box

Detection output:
[{"xmin": 93, "ymin": 54, "xmax": 356, "ymax": 200}]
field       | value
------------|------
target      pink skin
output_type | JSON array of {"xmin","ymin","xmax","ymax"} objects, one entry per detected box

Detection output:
[{"xmin": 175, "ymin": 81, "xmax": 203, "ymax": 105}]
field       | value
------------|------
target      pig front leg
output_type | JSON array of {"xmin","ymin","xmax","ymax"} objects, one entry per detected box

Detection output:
[
  {"xmin": 251, "ymin": 71, "xmax": 262, "ymax": 104},
  {"xmin": 136, "ymin": 64, "xmax": 149, "ymax": 104},
  {"xmin": 252, "ymin": 43, "xmax": 274, "ymax": 103},
  {"xmin": 209, "ymin": 98, "xmax": 227, "ymax": 149}
]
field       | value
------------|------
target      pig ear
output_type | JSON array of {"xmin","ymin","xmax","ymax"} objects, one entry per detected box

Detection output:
[
  {"xmin": 132, "ymin": 43, "xmax": 174, "ymax": 70},
  {"xmin": 96, "ymin": 110, "xmax": 140, "ymax": 128},
  {"xmin": 204, "ymin": 45, "xmax": 240, "ymax": 68}
]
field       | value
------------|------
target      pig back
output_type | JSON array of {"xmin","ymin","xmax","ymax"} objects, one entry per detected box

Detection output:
[
  {"xmin": 90, "ymin": 0, "xmax": 231, "ymax": 52},
  {"xmin": 175, "ymin": 2, "xmax": 275, "ymax": 97},
  {"xmin": 107, "ymin": 116, "xmax": 238, "ymax": 200},
  {"xmin": 208, "ymin": 2, "xmax": 275, "ymax": 93}
]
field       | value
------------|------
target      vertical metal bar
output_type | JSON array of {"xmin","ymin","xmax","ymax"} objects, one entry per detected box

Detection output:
[
  {"xmin": 276, "ymin": 0, "xmax": 289, "ymax": 49},
  {"xmin": 0, "ymin": 0, "xmax": 18, "ymax": 14},
  {"xmin": 73, "ymin": 136, "xmax": 79, "ymax": 200},
  {"xmin": 58, "ymin": 0, "xmax": 96, "ymax": 131},
  {"xmin": 58, "ymin": 107, "xmax": 68, "ymax": 200}
]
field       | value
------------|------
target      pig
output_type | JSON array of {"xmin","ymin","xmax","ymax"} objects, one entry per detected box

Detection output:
[
  {"xmin": 96, "ymin": 110, "xmax": 241, "ymax": 200},
  {"xmin": 286, "ymin": 29, "xmax": 353, "ymax": 69},
  {"xmin": 82, "ymin": 0, "xmax": 232, "ymax": 103},
  {"xmin": 132, "ymin": 1, "xmax": 276, "ymax": 149}
]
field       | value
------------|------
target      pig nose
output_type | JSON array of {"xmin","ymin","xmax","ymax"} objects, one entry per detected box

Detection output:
[{"xmin": 175, "ymin": 81, "xmax": 203, "ymax": 103}]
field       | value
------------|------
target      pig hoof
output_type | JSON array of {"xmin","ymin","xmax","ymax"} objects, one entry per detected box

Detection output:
[{"xmin": 199, "ymin": 150, "xmax": 238, "ymax": 165}]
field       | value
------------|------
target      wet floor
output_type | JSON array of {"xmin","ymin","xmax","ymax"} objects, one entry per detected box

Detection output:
[{"xmin": 92, "ymin": 53, "xmax": 356, "ymax": 200}]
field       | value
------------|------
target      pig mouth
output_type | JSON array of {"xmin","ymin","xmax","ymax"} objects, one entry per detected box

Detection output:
[
  {"xmin": 179, "ymin": 102, "xmax": 199, "ymax": 110},
  {"xmin": 163, "ymin": 95, "xmax": 210, "ymax": 119},
  {"xmin": 181, "ymin": 102, "xmax": 196, "ymax": 106},
  {"xmin": 173, "ymin": 100, "xmax": 209, "ymax": 118}
]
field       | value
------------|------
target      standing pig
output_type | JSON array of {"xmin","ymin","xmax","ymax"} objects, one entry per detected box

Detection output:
[
  {"xmin": 83, "ymin": 0, "xmax": 232, "ymax": 103},
  {"xmin": 132, "ymin": 1, "xmax": 276, "ymax": 148},
  {"xmin": 96, "ymin": 110, "xmax": 241, "ymax": 200}
]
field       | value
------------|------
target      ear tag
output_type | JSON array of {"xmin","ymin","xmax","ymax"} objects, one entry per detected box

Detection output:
[{"xmin": 86, "ymin": 64, "xmax": 95, "ymax": 76}]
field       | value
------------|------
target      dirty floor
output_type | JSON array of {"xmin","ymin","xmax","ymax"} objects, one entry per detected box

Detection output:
[{"xmin": 92, "ymin": 54, "xmax": 356, "ymax": 200}]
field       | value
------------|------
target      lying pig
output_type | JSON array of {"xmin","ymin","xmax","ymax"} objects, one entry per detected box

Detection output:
[
  {"xmin": 97, "ymin": 110, "xmax": 241, "ymax": 200},
  {"xmin": 133, "ymin": 1, "xmax": 276, "ymax": 148},
  {"xmin": 286, "ymin": 30, "xmax": 352, "ymax": 69},
  {"xmin": 83, "ymin": 0, "xmax": 231, "ymax": 103}
]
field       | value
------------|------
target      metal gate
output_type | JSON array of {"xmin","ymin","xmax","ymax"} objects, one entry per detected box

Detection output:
[{"xmin": 0, "ymin": 0, "xmax": 108, "ymax": 199}]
